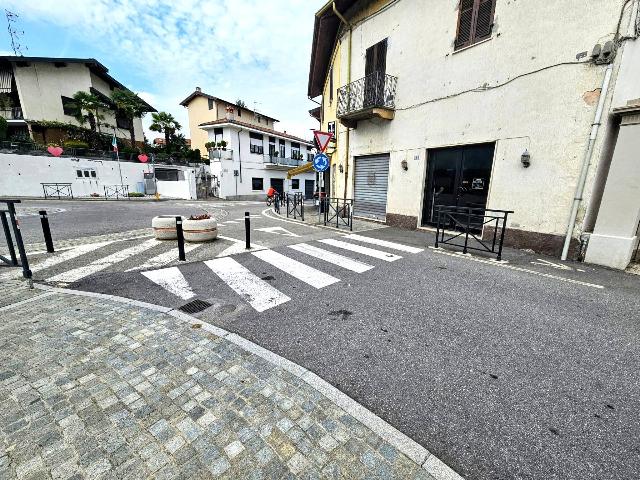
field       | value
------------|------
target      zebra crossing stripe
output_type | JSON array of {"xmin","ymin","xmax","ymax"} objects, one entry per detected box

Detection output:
[
  {"xmin": 288, "ymin": 243, "xmax": 373, "ymax": 273},
  {"xmin": 47, "ymin": 238, "xmax": 161, "ymax": 283},
  {"xmin": 318, "ymin": 239, "xmax": 402, "ymax": 262},
  {"xmin": 252, "ymin": 249, "xmax": 340, "ymax": 289},
  {"xmin": 343, "ymin": 234, "xmax": 424, "ymax": 253},
  {"xmin": 125, "ymin": 243, "xmax": 202, "ymax": 272},
  {"xmin": 204, "ymin": 257, "xmax": 290, "ymax": 312},
  {"xmin": 0, "ymin": 241, "xmax": 114, "ymax": 280},
  {"xmin": 141, "ymin": 267, "xmax": 195, "ymax": 300}
]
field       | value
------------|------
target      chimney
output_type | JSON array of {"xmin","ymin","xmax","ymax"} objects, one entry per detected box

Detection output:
[{"xmin": 195, "ymin": 86, "xmax": 201, "ymax": 92}]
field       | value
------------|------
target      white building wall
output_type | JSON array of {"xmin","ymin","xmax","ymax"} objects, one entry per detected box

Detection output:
[
  {"xmin": 333, "ymin": 0, "xmax": 628, "ymax": 254},
  {"xmin": 0, "ymin": 154, "xmax": 196, "ymax": 199},
  {"xmin": 205, "ymin": 127, "xmax": 315, "ymax": 200}
]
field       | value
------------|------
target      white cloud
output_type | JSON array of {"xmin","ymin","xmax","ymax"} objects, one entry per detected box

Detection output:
[{"xmin": 6, "ymin": 0, "xmax": 321, "ymax": 140}]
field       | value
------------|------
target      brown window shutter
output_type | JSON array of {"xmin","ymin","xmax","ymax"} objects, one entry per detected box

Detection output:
[
  {"xmin": 455, "ymin": 0, "xmax": 475, "ymax": 49},
  {"xmin": 475, "ymin": 0, "xmax": 495, "ymax": 40},
  {"xmin": 365, "ymin": 45, "xmax": 375, "ymax": 76},
  {"xmin": 375, "ymin": 38, "xmax": 387, "ymax": 75}
]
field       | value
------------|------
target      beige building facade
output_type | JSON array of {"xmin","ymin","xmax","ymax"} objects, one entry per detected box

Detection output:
[
  {"xmin": 0, "ymin": 56, "xmax": 152, "ymax": 144},
  {"xmin": 309, "ymin": 0, "xmax": 640, "ymax": 269},
  {"xmin": 180, "ymin": 88, "xmax": 279, "ymax": 157}
]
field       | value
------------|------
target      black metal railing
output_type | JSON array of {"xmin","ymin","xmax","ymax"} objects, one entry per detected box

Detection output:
[
  {"xmin": 272, "ymin": 193, "xmax": 281, "ymax": 214},
  {"xmin": 286, "ymin": 193, "xmax": 304, "ymax": 221},
  {"xmin": 263, "ymin": 154, "xmax": 307, "ymax": 167},
  {"xmin": 0, "ymin": 107, "xmax": 24, "ymax": 120},
  {"xmin": 434, "ymin": 206, "xmax": 513, "ymax": 261},
  {"xmin": 104, "ymin": 184, "xmax": 130, "ymax": 200},
  {"xmin": 1, "ymin": 199, "xmax": 31, "ymax": 280},
  {"xmin": 42, "ymin": 183, "xmax": 74, "ymax": 200},
  {"xmin": 322, "ymin": 197, "xmax": 354, "ymax": 230},
  {"xmin": 337, "ymin": 71, "xmax": 397, "ymax": 117}
]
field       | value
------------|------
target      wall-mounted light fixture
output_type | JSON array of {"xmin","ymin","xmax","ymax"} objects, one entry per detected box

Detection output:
[
  {"xmin": 339, "ymin": 164, "xmax": 344, "ymax": 173},
  {"xmin": 401, "ymin": 160, "xmax": 408, "ymax": 171},
  {"xmin": 521, "ymin": 149, "xmax": 531, "ymax": 168}
]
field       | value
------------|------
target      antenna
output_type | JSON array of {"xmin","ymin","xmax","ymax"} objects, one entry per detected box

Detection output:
[{"xmin": 5, "ymin": 10, "xmax": 27, "ymax": 56}]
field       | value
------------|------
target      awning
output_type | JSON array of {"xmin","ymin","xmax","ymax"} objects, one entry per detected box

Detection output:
[{"xmin": 287, "ymin": 162, "xmax": 315, "ymax": 179}]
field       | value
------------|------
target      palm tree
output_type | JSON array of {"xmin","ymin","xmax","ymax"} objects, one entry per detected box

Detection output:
[
  {"xmin": 110, "ymin": 88, "xmax": 148, "ymax": 148},
  {"xmin": 71, "ymin": 91, "xmax": 106, "ymax": 133},
  {"xmin": 149, "ymin": 112, "xmax": 182, "ymax": 150}
]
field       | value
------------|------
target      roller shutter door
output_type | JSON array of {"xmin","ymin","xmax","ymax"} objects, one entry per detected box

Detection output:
[{"xmin": 354, "ymin": 154, "xmax": 389, "ymax": 221}]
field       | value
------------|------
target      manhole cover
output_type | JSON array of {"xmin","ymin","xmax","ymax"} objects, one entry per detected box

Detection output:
[{"xmin": 179, "ymin": 299, "xmax": 212, "ymax": 314}]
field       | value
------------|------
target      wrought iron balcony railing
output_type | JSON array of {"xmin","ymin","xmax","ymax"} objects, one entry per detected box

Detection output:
[
  {"xmin": 337, "ymin": 72, "xmax": 397, "ymax": 118},
  {"xmin": 0, "ymin": 107, "xmax": 24, "ymax": 120},
  {"xmin": 263, "ymin": 154, "xmax": 309, "ymax": 167}
]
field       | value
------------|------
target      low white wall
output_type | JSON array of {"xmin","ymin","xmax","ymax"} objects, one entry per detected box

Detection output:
[{"xmin": 0, "ymin": 153, "xmax": 196, "ymax": 200}]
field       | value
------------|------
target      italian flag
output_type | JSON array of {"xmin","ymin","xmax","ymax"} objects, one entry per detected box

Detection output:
[{"xmin": 112, "ymin": 135, "xmax": 118, "ymax": 152}]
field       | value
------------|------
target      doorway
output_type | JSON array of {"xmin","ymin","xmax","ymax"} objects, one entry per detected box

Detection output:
[
  {"xmin": 422, "ymin": 143, "xmax": 495, "ymax": 226},
  {"xmin": 270, "ymin": 178, "xmax": 284, "ymax": 195},
  {"xmin": 305, "ymin": 179, "xmax": 315, "ymax": 200}
]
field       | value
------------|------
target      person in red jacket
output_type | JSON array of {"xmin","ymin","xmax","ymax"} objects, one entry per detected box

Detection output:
[{"xmin": 267, "ymin": 186, "xmax": 277, "ymax": 199}]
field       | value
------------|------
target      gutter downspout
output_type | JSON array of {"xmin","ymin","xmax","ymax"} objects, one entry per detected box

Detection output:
[
  {"xmin": 237, "ymin": 127, "xmax": 243, "ymax": 184},
  {"xmin": 333, "ymin": 2, "xmax": 351, "ymax": 204},
  {"xmin": 561, "ymin": 62, "xmax": 613, "ymax": 260}
]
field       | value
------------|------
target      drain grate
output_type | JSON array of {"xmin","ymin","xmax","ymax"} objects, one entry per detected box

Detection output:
[{"xmin": 179, "ymin": 299, "xmax": 213, "ymax": 314}]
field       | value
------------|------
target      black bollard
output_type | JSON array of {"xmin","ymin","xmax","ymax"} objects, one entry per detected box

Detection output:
[
  {"xmin": 245, "ymin": 212, "xmax": 250, "ymax": 250},
  {"xmin": 176, "ymin": 216, "xmax": 186, "ymax": 261},
  {"xmin": 39, "ymin": 210, "xmax": 55, "ymax": 253}
]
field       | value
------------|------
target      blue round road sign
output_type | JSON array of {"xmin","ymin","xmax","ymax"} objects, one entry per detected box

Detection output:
[{"xmin": 312, "ymin": 153, "xmax": 329, "ymax": 172}]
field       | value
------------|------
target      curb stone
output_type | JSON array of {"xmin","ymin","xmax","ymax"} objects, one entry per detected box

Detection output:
[{"xmin": 31, "ymin": 282, "xmax": 465, "ymax": 480}]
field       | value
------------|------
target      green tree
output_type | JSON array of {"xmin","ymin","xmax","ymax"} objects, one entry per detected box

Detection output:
[
  {"xmin": 71, "ymin": 91, "xmax": 106, "ymax": 134},
  {"xmin": 110, "ymin": 88, "xmax": 148, "ymax": 148},
  {"xmin": 149, "ymin": 111, "xmax": 181, "ymax": 150}
]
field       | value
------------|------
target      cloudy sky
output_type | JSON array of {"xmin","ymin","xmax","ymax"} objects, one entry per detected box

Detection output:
[{"xmin": 2, "ymin": 0, "xmax": 321, "ymax": 140}]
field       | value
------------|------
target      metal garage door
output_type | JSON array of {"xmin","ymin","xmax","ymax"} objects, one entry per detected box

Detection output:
[{"xmin": 354, "ymin": 154, "xmax": 389, "ymax": 220}]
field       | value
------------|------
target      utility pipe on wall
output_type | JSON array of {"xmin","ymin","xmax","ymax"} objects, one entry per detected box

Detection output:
[
  {"xmin": 333, "ymin": 2, "xmax": 352, "ymax": 203},
  {"xmin": 561, "ymin": 63, "xmax": 614, "ymax": 260}
]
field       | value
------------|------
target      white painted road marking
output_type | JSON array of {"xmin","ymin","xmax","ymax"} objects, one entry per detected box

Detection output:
[
  {"xmin": 530, "ymin": 259, "xmax": 573, "ymax": 270},
  {"xmin": 141, "ymin": 267, "xmax": 195, "ymax": 300},
  {"xmin": 288, "ymin": 243, "xmax": 374, "ymax": 273},
  {"xmin": 343, "ymin": 234, "xmax": 424, "ymax": 254},
  {"xmin": 126, "ymin": 244, "xmax": 202, "ymax": 272},
  {"xmin": 47, "ymin": 238, "xmax": 161, "ymax": 283},
  {"xmin": 0, "ymin": 241, "xmax": 114, "ymax": 280},
  {"xmin": 429, "ymin": 247, "xmax": 604, "ymax": 289},
  {"xmin": 318, "ymin": 239, "xmax": 402, "ymax": 262},
  {"xmin": 255, "ymin": 226, "xmax": 300, "ymax": 237},
  {"xmin": 252, "ymin": 249, "xmax": 340, "ymax": 289},
  {"xmin": 204, "ymin": 257, "xmax": 290, "ymax": 312}
]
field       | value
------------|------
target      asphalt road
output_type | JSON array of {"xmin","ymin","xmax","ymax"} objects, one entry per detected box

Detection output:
[{"xmin": 2, "ymin": 199, "xmax": 639, "ymax": 479}]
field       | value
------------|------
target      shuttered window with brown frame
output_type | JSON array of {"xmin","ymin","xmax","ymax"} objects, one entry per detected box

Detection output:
[{"xmin": 455, "ymin": 0, "xmax": 496, "ymax": 50}]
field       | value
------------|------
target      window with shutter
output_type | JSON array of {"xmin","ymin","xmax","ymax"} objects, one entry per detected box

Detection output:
[{"xmin": 455, "ymin": 0, "xmax": 495, "ymax": 50}]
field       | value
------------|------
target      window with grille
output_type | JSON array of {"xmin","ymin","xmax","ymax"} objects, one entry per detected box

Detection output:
[
  {"xmin": 249, "ymin": 132, "xmax": 264, "ymax": 154},
  {"xmin": 279, "ymin": 139, "xmax": 286, "ymax": 158},
  {"xmin": 455, "ymin": 0, "xmax": 495, "ymax": 50},
  {"xmin": 252, "ymin": 178, "xmax": 264, "ymax": 190},
  {"xmin": 291, "ymin": 142, "xmax": 301, "ymax": 160}
]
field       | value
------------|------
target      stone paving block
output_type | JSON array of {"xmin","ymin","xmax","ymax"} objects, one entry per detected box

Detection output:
[{"xmin": 0, "ymin": 286, "xmax": 442, "ymax": 480}]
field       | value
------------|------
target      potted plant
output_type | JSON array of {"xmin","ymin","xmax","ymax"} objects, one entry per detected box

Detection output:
[
  {"xmin": 217, "ymin": 140, "xmax": 227, "ymax": 151},
  {"xmin": 183, "ymin": 213, "xmax": 218, "ymax": 242}
]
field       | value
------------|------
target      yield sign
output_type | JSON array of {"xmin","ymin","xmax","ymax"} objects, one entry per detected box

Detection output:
[{"xmin": 313, "ymin": 130, "xmax": 334, "ymax": 152}]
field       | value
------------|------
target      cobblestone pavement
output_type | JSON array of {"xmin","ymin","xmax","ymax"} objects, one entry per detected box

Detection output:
[{"xmin": 0, "ymin": 280, "xmax": 447, "ymax": 480}]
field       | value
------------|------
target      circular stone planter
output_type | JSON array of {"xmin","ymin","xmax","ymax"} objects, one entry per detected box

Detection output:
[
  {"xmin": 152, "ymin": 215, "xmax": 182, "ymax": 240},
  {"xmin": 183, "ymin": 217, "xmax": 218, "ymax": 242}
]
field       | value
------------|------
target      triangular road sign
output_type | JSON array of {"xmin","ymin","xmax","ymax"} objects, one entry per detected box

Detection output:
[{"xmin": 313, "ymin": 130, "xmax": 334, "ymax": 153}]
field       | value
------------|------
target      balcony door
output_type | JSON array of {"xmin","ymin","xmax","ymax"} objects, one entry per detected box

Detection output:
[{"xmin": 364, "ymin": 38, "xmax": 387, "ymax": 109}]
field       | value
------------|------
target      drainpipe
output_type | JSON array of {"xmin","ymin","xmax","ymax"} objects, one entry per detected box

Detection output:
[
  {"xmin": 333, "ymin": 2, "xmax": 351, "ymax": 203},
  {"xmin": 561, "ymin": 63, "xmax": 613, "ymax": 260},
  {"xmin": 237, "ymin": 127, "xmax": 243, "ymax": 183}
]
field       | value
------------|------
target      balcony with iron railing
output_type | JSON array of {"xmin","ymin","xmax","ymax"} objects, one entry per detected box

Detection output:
[
  {"xmin": 0, "ymin": 107, "xmax": 24, "ymax": 121},
  {"xmin": 263, "ymin": 153, "xmax": 310, "ymax": 168},
  {"xmin": 336, "ymin": 71, "xmax": 397, "ymax": 128}
]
